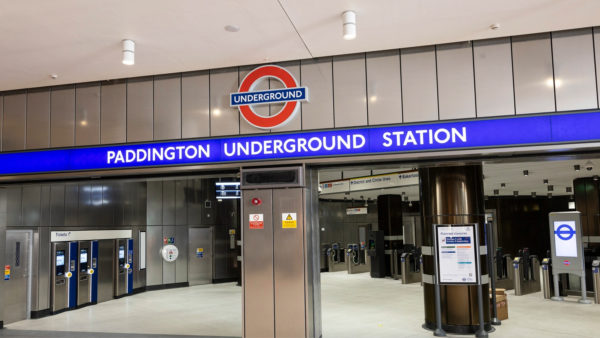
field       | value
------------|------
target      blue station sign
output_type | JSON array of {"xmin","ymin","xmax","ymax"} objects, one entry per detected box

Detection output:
[{"xmin": 1, "ymin": 111, "xmax": 600, "ymax": 175}]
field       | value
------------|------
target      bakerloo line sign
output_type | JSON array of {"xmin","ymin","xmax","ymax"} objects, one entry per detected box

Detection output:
[{"xmin": 0, "ymin": 65, "xmax": 600, "ymax": 175}]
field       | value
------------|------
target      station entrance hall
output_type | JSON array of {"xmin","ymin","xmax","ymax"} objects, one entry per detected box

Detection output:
[{"xmin": 2, "ymin": 2, "xmax": 600, "ymax": 338}]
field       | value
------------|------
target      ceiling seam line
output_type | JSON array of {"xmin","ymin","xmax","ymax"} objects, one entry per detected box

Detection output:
[{"xmin": 276, "ymin": 0, "xmax": 314, "ymax": 59}]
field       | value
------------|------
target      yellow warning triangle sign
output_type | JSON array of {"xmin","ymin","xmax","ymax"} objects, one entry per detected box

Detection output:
[{"xmin": 286, "ymin": 214, "xmax": 293, "ymax": 220}]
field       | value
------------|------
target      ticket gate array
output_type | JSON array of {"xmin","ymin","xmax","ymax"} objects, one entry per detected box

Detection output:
[
  {"xmin": 513, "ymin": 248, "xmax": 541, "ymax": 296},
  {"xmin": 326, "ymin": 242, "xmax": 346, "ymax": 272},
  {"xmin": 494, "ymin": 248, "xmax": 514, "ymax": 290},
  {"xmin": 400, "ymin": 246, "xmax": 422, "ymax": 284},
  {"xmin": 51, "ymin": 238, "xmax": 133, "ymax": 314},
  {"xmin": 345, "ymin": 243, "xmax": 370, "ymax": 274},
  {"xmin": 541, "ymin": 255, "xmax": 569, "ymax": 300}
]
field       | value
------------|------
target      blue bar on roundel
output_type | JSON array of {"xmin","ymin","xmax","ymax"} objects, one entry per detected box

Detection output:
[
  {"xmin": 68, "ymin": 242, "xmax": 78, "ymax": 308},
  {"xmin": 127, "ymin": 238, "xmax": 133, "ymax": 294},
  {"xmin": 91, "ymin": 241, "xmax": 98, "ymax": 303}
]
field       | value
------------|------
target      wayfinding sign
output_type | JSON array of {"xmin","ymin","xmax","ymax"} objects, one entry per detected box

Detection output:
[
  {"xmin": 435, "ymin": 224, "xmax": 478, "ymax": 284},
  {"xmin": 548, "ymin": 212, "xmax": 585, "ymax": 274}
]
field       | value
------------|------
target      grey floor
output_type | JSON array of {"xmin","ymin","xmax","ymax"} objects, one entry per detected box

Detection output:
[{"xmin": 3, "ymin": 272, "xmax": 600, "ymax": 337}]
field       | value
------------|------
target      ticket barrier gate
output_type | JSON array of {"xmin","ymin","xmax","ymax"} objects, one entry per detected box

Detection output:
[
  {"xmin": 593, "ymin": 260, "xmax": 600, "ymax": 304},
  {"xmin": 327, "ymin": 243, "xmax": 346, "ymax": 272},
  {"xmin": 494, "ymin": 248, "xmax": 514, "ymax": 290},
  {"xmin": 400, "ymin": 248, "xmax": 422, "ymax": 284},
  {"xmin": 513, "ymin": 250, "xmax": 541, "ymax": 296},
  {"xmin": 542, "ymin": 258, "xmax": 552, "ymax": 299},
  {"xmin": 346, "ymin": 243, "xmax": 370, "ymax": 274}
]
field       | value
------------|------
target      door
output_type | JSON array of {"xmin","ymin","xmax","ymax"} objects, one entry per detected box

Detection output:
[
  {"xmin": 4, "ymin": 230, "xmax": 32, "ymax": 324},
  {"xmin": 188, "ymin": 227, "xmax": 213, "ymax": 286}
]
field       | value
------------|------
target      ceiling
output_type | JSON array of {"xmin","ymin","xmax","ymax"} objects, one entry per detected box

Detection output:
[
  {"xmin": 1, "ymin": 1, "xmax": 599, "ymax": 91},
  {"xmin": 318, "ymin": 158, "xmax": 600, "ymax": 201}
]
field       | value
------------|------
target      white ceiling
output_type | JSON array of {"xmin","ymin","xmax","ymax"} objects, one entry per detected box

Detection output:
[{"xmin": 1, "ymin": 0, "xmax": 599, "ymax": 91}]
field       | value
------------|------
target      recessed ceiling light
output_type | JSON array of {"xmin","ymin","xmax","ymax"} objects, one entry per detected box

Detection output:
[
  {"xmin": 523, "ymin": 170, "xmax": 529, "ymax": 176},
  {"xmin": 531, "ymin": 192, "xmax": 537, "ymax": 198},
  {"xmin": 566, "ymin": 187, "xmax": 572, "ymax": 193},
  {"xmin": 490, "ymin": 23, "xmax": 500, "ymax": 30},
  {"xmin": 574, "ymin": 165, "xmax": 580, "ymax": 171},
  {"xmin": 225, "ymin": 25, "xmax": 240, "ymax": 33},
  {"xmin": 513, "ymin": 191, "xmax": 519, "ymax": 196},
  {"xmin": 49, "ymin": 74, "xmax": 58, "ymax": 79},
  {"xmin": 500, "ymin": 183, "xmax": 506, "ymax": 187},
  {"xmin": 493, "ymin": 189, "xmax": 499, "ymax": 195},
  {"xmin": 543, "ymin": 179, "xmax": 549, "ymax": 184},
  {"xmin": 548, "ymin": 185, "xmax": 554, "ymax": 192},
  {"xmin": 548, "ymin": 193, "xmax": 552, "ymax": 199}
]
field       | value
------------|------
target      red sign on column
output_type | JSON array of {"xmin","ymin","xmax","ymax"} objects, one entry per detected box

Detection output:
[{"xmin": 249, "ymin": 214, "xmax": 264, "ymax": 229}]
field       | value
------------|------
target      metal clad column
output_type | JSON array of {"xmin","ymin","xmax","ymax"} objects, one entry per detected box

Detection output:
[
  {"xmin": 127, "ymin": 238, "xmax": 133, "ymax": 294},
  {"xmin": 91, "ymin": 240, "xmax": 98, "ymax": 303},
  {"xmin": 0, "ymin": 189, "xmax": 6, "ymax": 328},
  {"xmin": 68, "ymin": 241, "xmax": 78, "ymax": 308},
  {"xmin": 420, "ymin": 165, "xmax": 490, "ymax": 333}
]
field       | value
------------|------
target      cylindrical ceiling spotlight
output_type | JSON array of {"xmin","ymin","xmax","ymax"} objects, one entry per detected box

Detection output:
[
  {"xmin": 548, "ymin": 185, "xmax": 554, "ymax": 192},
  {"xmin": 513, "ymin": 191, "xmax": 519, "ymax": 196},
  {"xmin": 122, "ymin": 39, "xmax": 135, "ymax": 65},
  {"xmin": 532, "ymin": 192, "xmax": 537, "ymax": 198},
  {"xmin": 543, "ymin": 179, "xmax": 549, "ymax": 184},
  {"xmin": 548, "ymin": 193, "xmax": 552, "ymax": 199},
  {"xmin": 566, "ymin": 187, "xmax": 572, "ymax": 193},
  {"xmin": 523, "ymin": 170, "xmax": 529, "ymax": 176},
  {"xmin": 574, "ymin": 165, "xmax": 580, "ymax": 171},
  {"xmin": 501, "ymin": 183, "xmax": 506, "ymax": 187},
  {"xmin": 493, "ymin": 189, "xmax": 499, "ymax": 195},
  {"xmin": 342, "ymin": 10, "xmax": 357, "ymax": 40}
]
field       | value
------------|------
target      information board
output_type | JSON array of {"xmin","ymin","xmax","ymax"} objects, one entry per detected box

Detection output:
[
  {"xmin": 435, "ymin": 224, "xmax": 478, "ymax": 284},
  {"xmin": 548, "ymin": 212, "xmax": 585, "ymax": 274}
]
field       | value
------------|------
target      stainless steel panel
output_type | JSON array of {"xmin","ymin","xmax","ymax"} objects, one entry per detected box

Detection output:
[
  {"xmin": 0, "ymin": 96, "xmax": 3, "ymax": 151},
  {"xmin": 146, "ymin": 226, "xmax": 163, "ymax": 286},
  {"xmin": 162, "ymin": 225, "xmax": 176, "ymax": 284},
  {"xmin": 127, "ymin": 78, "xmax": 154, "ymax": 142},
  {"xmin": 175, "ymin": 225, "xmax": 188, "ymax": 283},
  {"xmin": 51, "ymin": 242, "xmax": 68, "ymax": 313},
  {"xmin": 49, "ymin": 184, "xmax": 65, "ymax": 227},
  {"xmin": 595, "ymin": 28, "xmax": 600, "ymax": 108},
  {"xmin": 188, "ymin": 227, "xmax": 212, "ymax": 285},
  {"xmin": 301, "ymin": 57, "xmax": 334, "ymax": 130},
  {"xmin": 273, "ymin": 188, "xmax": 306, "ymax": 337},
  {"xmin": 30, "ymin": 230, "xmax": 39, "ymax": 312},
  {"xmin": 100, "ymin": 82, "xmax": 126, "ymax": 144},
  {"xmin": 163, "ymin": 180, "xmax": 175, "ymax": 225},
  {"xmin": 50, "ymin": 87, "xmax": 75, "ymax": 147},
  {"xmin": 40, "ymin": 185, "xmax": 50, "ymax": 227},
  {"xmin": 182, "ymin": 72, "xmax": 210, "ymax": 138},
  {"xmin": 270, "ymin": 61, "xmax": 302, "ymax": 132},
  {"xmin": 78, "ymin": 183, "xmax": 91, "ymax": 227},
  {"xmin": 473, "ymin": 38, "xmax": 515, "ymax": 117},
  {"xmin": 0, "ymin": 190, "xmax": 5, "ymax": 323},
  {"xmin": 243, "ymin": 189, "xmax": 274, "ymax": 338},
  {"xmin": 6, "ymin": 186, "xmax": 22, "ymax": 226},
  {"xmin": 319, "ymin": 171, "xmax": 342, "ymax": 182},
  {"xmin": 342, "ymin": 170, "xmax": 371, "ymax": 179},
  {"xmin": 436, "ymin": 43, "xmax": 476, "ymax": 120},
  {"xmin": 64, "ymin": 183, "xmax": 78, "ymax": 227},
  {"xmin": 154, "ymin": 75, "xmax": 182, "ymax": 140},
  {"xmin": 552, "ymin": 29, "xmax": 598, "ymax": 111},
  {"xmin": 26, "ymin": 90, "xmax": 50, "ymax": 149},
  {"xmin": 75, "ymin": 84, "xmax": 101, "ymax": 146},
  {"xmin": 240, "ymin": 65, "xmax": 269, "ymax": 134},
  {"xmin": 4, "ymin": 231, "xmax": 32, "ymax": 324},
  {"xmin": 401, "ymin": 46, "xmax": 438, "ymax": 122},
  {"xmin": 77, "ymin": 241, "xmax": 91, "ymax": 306},
  {"xmin": 3, "ymin": 93, "xmax": 26, "ymax": 151},
  {"xmin": 333, "ymin": 54, "xmax": 368, "ymax": 127},
  {"xmin": 305, "ymin": 168, "xmax": 322, "ymax": 338},
  {"xmin": 366, "ymin": 50, "xmax": 402, "ymax": 125},
  {"xmin": 97, "ymin": 239, "xmax": 114, "ymax": 303},
  {"xmin": 209, "ymin": 68, "xmax": 239, "ymax": 136},
  {"xmin": 38, "ymin": 226, "xmax": 50, "ymax": 310},
  {"xmin": 132, "ymin": 226, "xmax": 145, "ymax": 289},
  {"xmin": 175, "ymin": 180, "xmax": 187, "ymax": 226},
  {"xmin": 187, "ymin": 179, "xmax": 202, "ymax": 224},
  {"xmin": 512, "ymin": 33, "xmax": 556, "ymax": 114},
  {"xmin": 22, "ymin": 185, "xmax": 41, "ymax": 227},
  {"xmin": 147, "ymin": 181, "xmax": 162, "ymax": 226}
]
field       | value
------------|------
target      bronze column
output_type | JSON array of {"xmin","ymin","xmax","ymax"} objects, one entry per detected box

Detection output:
[{"xmin": 420, "ymin": 165, "xmax": 491, "ymax": 333}]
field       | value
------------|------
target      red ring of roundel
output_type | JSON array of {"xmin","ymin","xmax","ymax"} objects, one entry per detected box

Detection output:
[{"xmin": 238, "ymin": 65, "xmax": 299, "ymax": 129}]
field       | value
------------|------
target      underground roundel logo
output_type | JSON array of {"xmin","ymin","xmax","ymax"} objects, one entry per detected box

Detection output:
[
  {"xmin": 554, "ymin": 223, "xmax": 576, "ymax": 241},
  {"xmin": 230, "ymin": 65, "xmax": 308, "ymax": 129}
]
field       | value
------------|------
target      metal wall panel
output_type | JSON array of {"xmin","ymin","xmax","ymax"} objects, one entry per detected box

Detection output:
[
  {"xmin": 188, "ymin": 227, "xmax": 212, "ymax": 285},
  {"xmin": 0, "ymin": 190, "xmax": 5, "ymax": 323},
  {"xmin": 154, "ymin": 75, "xmax": 181, "ymax": 140},
  {"xmin": 271, "ymin": 61, "xmax": 302, "ymax": 132},
  {"xmin": 38, "ymin": 226, "xmax": 50, "ymax": 310},
  {"xmin": 49, "ymin": 184, "xmax": 65, "ymax": 227},
  {"xmin": 182, "ymin": 72, "xmax": 210, "ymax": 138},
  {"xmin": 100, "ymin": 82, "xmax": 126, "ymax": 144},
  {"xmin": 187, "ymin": 179, "xmax": 202, "ymax": 225},
  {"xmin": 175, "ymin": 180, "xmax": 187, "ymax": 226},
  {"xmin": 175, "ymin": 225, "xmax": 188, "ymax": 283},
  {"xmin": 40, "ymin": 185, "xmax": 51, "ymax": 228},
  {"xmin": 319, "ymin": 171, "xmax": 342, "ymax": 182},
  {"xmin": 3, "ymin": 93, "xmax": 26, "ymax": 151},
  {"xmin": 6, "ymin": 186, "xmax": 22, "ymax": 226},
  {"xmin": 127, "ymin": 78, "xmax": 153, "ymax": 142},
  {"xmin": 209, "ymin": 68, "xmax": 239, "ymax": 136},
  {"xmin": 366, "ymin": 50, "xmax": 402, "ymax": 125},
  {"xmin": 132, "ymin": 225, "xmax": 146, "ymax": 289},
  {"xmin": 75, "ymin": 84, "xmax": 101, "ymax": 146},
  {"xmin": 552, "ymin": 29, "xmax": 598, "ymax": 111},
  {"xmin": 240, "ymin": 66, "xmax": 270, "ymax": 134},
  {"xmin": 50, "ymin": 87, "xmax": 75, "ymax": 147},
  {"xmin": 301, "ymin": 57, "xmax": 334, "ymax": 130},
  {"xmin": 146, "ymin": 225, "xmax": 163, "ymax": 286},
  {"xmin": 147, "ymin": 181, "xmax": 162, "ymax": 226},
  {"xmin": 78, "ymin": 183, "xmax": 91, "ymax": 227},
  {"xmin": 162, "ymin": 180, "xmax": 175, "ymax": 225},
  {"xmin": 512, "ymin": 33, "xmax": 556, "ymax": 114},
  {"xmin": 162, "ymin": 225, "xmax": 176, "ymax": 284},
  {"xmin": 26, "ymin": 90, "xmax": 50, "ymax": 149},
  {"xmin": 595, "ymin": 28, "xmax": 600, "ymax": 108},
  {"xmin": 436, "ymin": 43, "xmax": 476, "ymax": 120},
  {"xmin": 342, "ymin": 170, "xmax": 371, "ymax": 179},
  {"xmin": 0, "ymin": 96, "xmax": 3, "ymax": 151},
  {"xmin": 473, "ymin": 38, "xmax": 515, "ymax": 117},
  {"xmin": 333, "ymin": 54, "xmax": 368, "ymax": 127},
  {"xmin": 22, "ymin": 185, "xmax": 41, "ymax": 227},
  {"xmin": 401, "ymin": 46, "xmax": 438, "ymax": 122},
  {"xmin": 64, "ymin": 183, "xmax": 78, "ymax": 227}
]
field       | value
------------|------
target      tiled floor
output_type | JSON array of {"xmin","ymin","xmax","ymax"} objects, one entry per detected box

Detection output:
[{"xmin": 3, "ymin": 272, "xmax": 600, "ymax": 337}]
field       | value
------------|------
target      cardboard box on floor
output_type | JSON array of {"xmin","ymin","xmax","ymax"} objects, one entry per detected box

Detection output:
[{"xmin": 490, "ymin": 289, "xmax": 508, "ymax": 321}]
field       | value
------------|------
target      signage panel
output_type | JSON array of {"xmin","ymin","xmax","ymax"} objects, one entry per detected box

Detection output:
[
  {"xmin": 553, "ymin": 221, "xmax": 578, "ymax": 257},
  {"xmin": 548, "ymin": 211, "xmax": 585, "ymax": 274},
  {"xmin": 2, "ymin": 111, "xmax": 600, "ymax": 176},
  {"xmin": 346, "ymin": 207, "xmax": 368, "ymax": 215},
  {"xmin": 435, "ymin": 224, "xmax": 478, "ymax": 284},
  {"xmin": 51, "ymin": 230, "xmax": 133, "ymax": 242}
]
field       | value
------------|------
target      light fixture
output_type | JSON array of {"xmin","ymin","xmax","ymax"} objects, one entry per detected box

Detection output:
[
  {"xmin": 122, "ymin": 39, "xmax": 135, "ymax": 65},
  {"xmin": 493, "ymin": 189, "xmax": 499, "ymax": 195},
  {"xmin": 531, "ymin": 192, "xmax": 537, "ymax": 198},
  {"xmin": 501, "ymin": 183, "xmax": 506, "ymax": 188},
  {"xmin": 490, "ymin": 23, "xmax": 500, "ymax": 30},
  {"xmin": 566, "ymin": 187, "xmax": 572, "ymax": 193},
  {"xmin": 543, "ymin": 179, "xmax": 549, "ymax": 184},
  {"xmin": 548, "ymin": 185, "xmax": 554, "ymax": 192},
  {"xmin": 594, "ymin": 175, "xmax": 599, "ymax": 181},
  {"xmin": 403, "ymin": 196, "xmax": 409, "ymax": 202},
  {"xmin": 548, "ymin": 193, "xmax": 552, "ymax": 199},
  {"xmin": 342, "ymin": 10, "xmax": 356, "ymax": 40},
  {"xmin": 224, "ymin": 25, "xmax": 240, "ymax": 32},
  {"xmin": 523, "ymin": 170, "xmax": 529, "ymax": 176},
  {"xmin": 50, "ymin": 74, "xmax": 58, "ymax": 80},
  {"xmin": 574, "ymin": 165, "xmax": 580, "ymax": 171},
  {"xmin": 513, "ymin": 191, "xmax": 518, "ymax": 196}
]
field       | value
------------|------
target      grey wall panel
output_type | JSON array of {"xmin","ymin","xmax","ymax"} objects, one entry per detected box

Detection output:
[
  {"xmin": 318, "ymin": 171, "xmax": 342, "ymax": 182},
  {"xmin": 162, "ymin": 180, "xmax": 175, "ymax": 225},
  {"xmin": 182, "ymin": 72, "xmax": 210, "ymax": 138},
  {"xmin": 301, "ymin": 57, "xmax": 334, "ymax": 130},
  {"xmin": 100, "ymin": 82, "xmax": 126, "ymax": 144},
  {"xmin": 0, "ymin": 96, "xmax": 3, "ymax": 151},
  {"xmin": 40, "ymin": 185, "xmax": 51, "ymax": 228},
  {"xmin": 26, "ymin": 90, "xmax": 50, "ymax": 149},
  {"xmin": 342, "ymin": 170, "xmax": 371, "ymax": 179},
  {"xmin": 146, "ymin": 225, "xmax": 163, "ymax": 286},
  {"xmin": 64, "ymin": 183, "xmax": 78, "ymax": 227},
  {"xmin": 175, "ymin": 225, "xmax": 188, "ymax": 283},
  {"xmin": 175, "ymin": 180, "xmax": 187, "ymax": 226},
  {"xmin": 77, "ymin": 183, "xmax": 91, "ymax": 227},
  {"xmin": 127, "ymin": 78, "xmax": 153, "ymax": 142},
  {"xmin": 3, "ymin": 93, "xmax": 26, "ymax": 151},
  {"xmin": 187, "ymin": 179, "xmax": 202, "ymax": 225},
  {"xmin": 154, "ymin": 75, "xmax": 181, "ymax": 140},
  {"xmin": 552, "ymin": 29, "xmax": 598, "ymax": 111},
  {"xmin": 75, "ymin": 84, "xmax": 101, "ymax": 146},
  {"xmin": 162, "ymin": 225, "xmax": 176, "ymax": 284},
  {"xmin": 240, "ymin": 66, "xmax": 269, "ymax": 134},
  {"xmin": 147, "ymin": 180, "xmax": 162, "ymax": 226},
  {"xmin": 22, "ymin": 185, "xmax": 41, "ymax": 227},
  {"xmin": 49, "ymin": 184, "xmax": 65, "ymax": 227},
  {"xmin": 50, "ymin": 87, "xmax": 75, "ymax": 147},
  {"xmin": 401, "ymin": 46, "xmax": 438, "ymax": 122},
  {"xmin": 595, "ymin": 28, "xmax": 600, "ymax": 108},
  {"xmin": 38, "ymin": 226, "xmax": 50, "ymax": 310},
  {"xmin": 270, "ymin": 61, "xmax": 302, "ymax": 132},
  {"xmin": 6, "ymin": 186, "xmax": 22, "ymax": 226},
  {"xmin": 209, "ymin": 68, "xmax": 239, "ymax": 136},
  {"xmin": 473, "ymin": 38, "xmax": 515, "ymax": 117},
  {"xmin": 366, "ymin": 50, "xmax": 402, "ymax": 125},
  {"xmin": 333, "ymin": 54, "xmax": 368, "ymax": 127},
  {"xmin": 512, "ymin": 33, "xmax": 555, "ymax": 114},
  {"xmin": 436, "ymin": 43, "xmax": 476, "ymax": 120}
]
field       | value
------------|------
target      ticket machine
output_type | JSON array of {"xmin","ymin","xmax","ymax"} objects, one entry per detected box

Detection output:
[
  {"xmin": 51, "ymin": 241, "xmax": 78, "ymax": 312},
  {"xmin": 114, "ymin": 238, "xmax": 133, "ymax": 297},
  {"xmin": 77, "ymin": 241, "xmax": 99, "ymax": 306}
]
